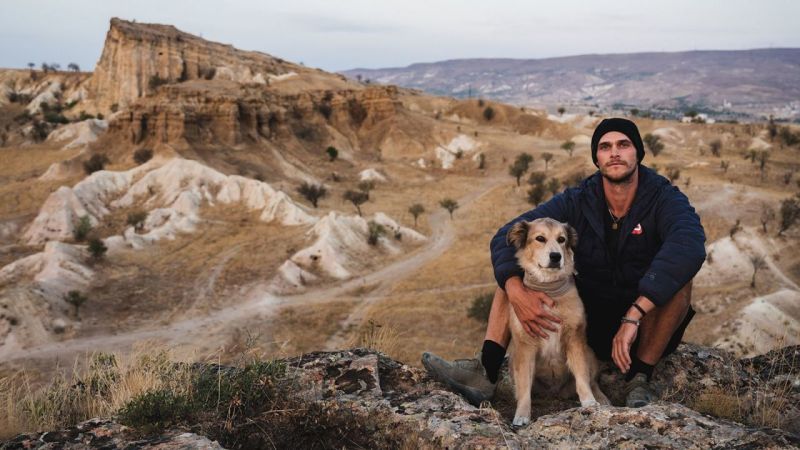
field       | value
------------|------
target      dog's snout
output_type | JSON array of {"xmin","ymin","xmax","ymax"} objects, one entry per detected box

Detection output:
[{"xmin": 549, "ymin": 252, "xmax": 562, "ymax": 262}]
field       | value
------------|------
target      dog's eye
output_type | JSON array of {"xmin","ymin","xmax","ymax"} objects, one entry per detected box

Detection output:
[
  {"xmin": 535, "ymin": 236, "xmax": 546, "ymax": 243},
  {"xmin": 557, "ymin": 236, "xmax": 566, "ymax": 244}
]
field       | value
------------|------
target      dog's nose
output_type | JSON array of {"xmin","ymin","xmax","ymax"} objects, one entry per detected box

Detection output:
[{"xmin": 549, "ymin": 252, "xmax": 562, "ymax": 263}]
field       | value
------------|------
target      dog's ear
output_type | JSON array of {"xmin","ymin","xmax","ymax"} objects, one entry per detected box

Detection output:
[
  {"xmin": 566, "ymin": 224, "xmax": 578, "ymax": 250},
  {"xmin": 507, "ymin": 221, "xmax": 529, "ymax": 249}
]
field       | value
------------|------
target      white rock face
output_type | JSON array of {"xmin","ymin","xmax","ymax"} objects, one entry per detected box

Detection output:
[
  {"xmin": 26, "ymin": 81, "xmax": 62, "ymax": 114},
  {"xmin": 213, "ymin": 65, "xmax": 268, "ymax": 84},
  {"xmin": 715, "ymin": 289, "xmax": 800, "ymax": 356},
  {"xmin": 358, "ymin": 168, "xmax": 388, "ymax": 182},
  {"xmin": 24, "ymin": 157, "xmax": 315, "ymax": 245},
  {"xmin": 434, "ymin": 134, "xmax": 480, "ymax": 169},
  {"xmin": 46, "ymin": 119, "xmax": 108, "ymax": 149},
  {"xmin": 270, "ymin": 211, "xmax": 426, "ymax": 292}
]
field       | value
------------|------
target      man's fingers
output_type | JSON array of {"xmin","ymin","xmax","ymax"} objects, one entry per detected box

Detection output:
[
  {"xmin": 540, "ymin": 310, "xmax": 562, "ymax": 324},
  {"xmin": 524, "ymin": 322, "xmax": 547, "ymax": 339},
  {"xmin": 533, "ymin": 317, "xmax": 558, "ymax": 332},
  {"xmin": 538, "ymin": 293, "xmax": 555, "ymax": 308}
]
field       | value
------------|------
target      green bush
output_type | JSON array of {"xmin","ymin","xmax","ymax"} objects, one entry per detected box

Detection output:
[
  {"xmin": 87, "ymin": 238, "xmax": 107, "ymax": 260},
  {"xmin": 367, "ymin": 221, "xmax": 385, "ymax": 246},
  {"xmin": 467, "ymin": 292, "xmax": 494, "ymax": 322},
  {"xmin": 73, "ymin": 215, "xmax": 92, "ymax": 241},
  {"xmin": 127, "ymin": 211, "xmax": 148, "ymax": 231},
  {"xmin": 118, "ymin": 389, "xmax": 192, "ymax": 434},
  {"xmin": 44, "ymin": 112, "xmax": 69, "ymax": 124},
  {"xmin": 483, "ymin": 106, "xmax": 495, "ymax": 121}
]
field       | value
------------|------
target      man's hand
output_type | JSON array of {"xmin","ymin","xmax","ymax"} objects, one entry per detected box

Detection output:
[
  {"xmin": 612, "ymin": 323, "xmax": 638, "ymax": 373},
  {"xmin": 505, "ymin": 276, "xmax": 561, "ymax": 339}
]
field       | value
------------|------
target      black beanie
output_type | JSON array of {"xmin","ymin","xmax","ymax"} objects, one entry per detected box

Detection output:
[{"xmin": 590, "ymin": 118, "xmax": 645, "ymax": 167}]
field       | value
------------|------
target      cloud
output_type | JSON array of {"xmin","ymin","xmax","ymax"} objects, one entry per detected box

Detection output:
[{"xmin": 285, "ymin": 12, "xmax": 400, "ymax": 34}]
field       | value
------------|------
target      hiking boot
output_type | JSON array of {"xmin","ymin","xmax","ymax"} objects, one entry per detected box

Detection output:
[
  {"xmin": 421, "ymin": 352, "xmax": 496, "ymax": 406},
  {"xmin": 625, "ymin": 373, "xmax": 656, "ymax": 408}
]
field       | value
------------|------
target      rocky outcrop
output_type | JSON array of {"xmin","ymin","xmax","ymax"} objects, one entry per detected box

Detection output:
[{"xmin": 6, "ymin": 345, "xmax": 798, "ymax": 449}]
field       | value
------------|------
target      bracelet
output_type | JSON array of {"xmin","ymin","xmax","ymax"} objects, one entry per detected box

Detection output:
[
  {"xmin": 621, "ymin": 317, "xmax": 640, "ymax": 327},
  {"xmin": 631, "ymin": 303, "xmax": 647, "ymax": 317}
]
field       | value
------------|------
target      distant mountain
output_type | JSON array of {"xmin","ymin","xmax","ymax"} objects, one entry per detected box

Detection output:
[{"xmin": 343, "ymin": 49, "xmax": 800, "ymax": 120}]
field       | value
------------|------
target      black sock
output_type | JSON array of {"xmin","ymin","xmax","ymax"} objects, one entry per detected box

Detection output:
[
  {"xmin": 625, "ymin": 356, "xmax": 655, "ymax": 382},
  {"xmin": 481, "ymin": 340, "xmax": 506, "ymax": 384}
]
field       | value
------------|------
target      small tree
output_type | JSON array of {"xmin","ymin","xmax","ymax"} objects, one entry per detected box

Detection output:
[
  {"xmin": 67, "ymin": 63, "xmax": 80, "ymax": 72},
  {"xmin": 546, "ymin": 178, "xmax": 561, "ymax": 196},
  {"xmin": 744, "ymin": 149, "xmax": 758, "ymax": 164},
  {"xmin": 133, "ymin": 148, "xmax": 153, "ymax": 165},
  {"xmin": 478, "ymin": 153, "xmax": 486, "ymax": 170},
  {"xmin": 343, "ymin": 190, "xmax": 369, "ymax": 216},
  {"xmin": 127, "ymin": 211, "xmax": 148, "ymax": 232},
  {"xmin": 439, "ymin": 198, "xmax": 459, "ymax": 219},
  {"xmin": 750, "ymin": 255, "xmax": 766, "ymax": 288},
  {"xmin": 666, "ymin": 166, "xmax": 681, "ymax": 184},
  {"xmin": 557, "ymin": 106, "xmax": 565, "ymax": 116},
  {"xmin": 643, "ymin": 133, "xmax": 664, "ymax": 157},
  {"xmin": 483, "ymin": 106, "xmax": 495, "ymax": 121},
  {"xmin": 527, "ymin": 171, "xmax": 546, "ymax": 186},
  {"xmin": 541, "ymin": 152, "xmax": 554, "ymax": 172},
  {"xmin": 767, "ymin": 115, "xmax": 778, "ymax": 142},
  {"xmin": 367, "ymin": 221, "xmax": 385, "ymax": 246},
  {"xmin": 326, "ymin": 146, "xmax": 338, "ymax": 162},
  {"xmin": 73, "ymin": 215, "xmax": 92, "ymax": 241},
  {"xmin": 729, "ymin": 219, "xmax": 742, "ymax": 239},
  {"xmin": 297, "ymin": 182, "xmax": 327, "ymax": 208},
  {"xmin": 87, "ymin": 238, "xmax": 107, "ymax": 260},
  {"xmin": 64, "ymin": 290, "xmax": 87, "ymax": 319},
  {"xmin": 561, "ymin": 140, "xmax": 575, "ymax": 157},
  {"xmin": 709, "ymin": 139, "xmax": 722, "ymax": 157},
  {"xmin": 760, "ymin": 203, "xmax": 775, "ymax": 233},
  {"xmin": 408, "ymin": 203, "xmax": 425, "ymax": 228},
  {"xmin": 720, "ymin": 160, "xmax": 730, "ymax": 173},
  {"xmin": 527, "ymin": 184, "xmax": 546, "ymax": 205},
  {"xmin": 508, "ymin": 153, "xmax": 534, "ymax": 186},
  {"xmin": 83, "ymin": 153, "xmax": 109, "ymax": 175},
  {"xmin": 779, "ymin": 197, "xmax": 800, "ymax": 236},
  {"xmin": 758, "ymin": 151, "xmax": 770, "ymax": 180}
]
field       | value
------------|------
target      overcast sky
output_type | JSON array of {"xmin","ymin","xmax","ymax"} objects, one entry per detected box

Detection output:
[{"xmin": 2, "ymin": 0, "xmax": 798, "ymax": 72}]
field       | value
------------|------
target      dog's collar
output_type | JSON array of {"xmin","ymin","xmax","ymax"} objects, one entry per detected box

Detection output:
[{"xmin": 522, "ymin": 275, "xmax": 573, "ymax": 298}]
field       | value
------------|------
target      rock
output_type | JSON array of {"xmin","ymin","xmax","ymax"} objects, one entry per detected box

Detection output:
[{"xmin": 6, "ymin": 345, "xmax": 797, "ymax": 449}]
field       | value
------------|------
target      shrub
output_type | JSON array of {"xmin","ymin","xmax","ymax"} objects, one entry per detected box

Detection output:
[
  {"xmin": 527, "ymin": 184, "xmax": 546, "ymax": 205},
  {"xmin": 528, "ymin": 171, "xmax": 546, "ymax": 186},
  {"xmin": 561, "ymin": 140, "xmax": 576, "ymax": 157},
  {"xmin": 87, "ymin": 238, "xmax": 107, "ymax": 260},
  {"xmin": 78, "ymin": 111, "xmax": 95, "ymax": 121},
  {"xmin": 31, "ymin": 120, "xmax": 49, "ymax": 141},
  {"xmin": 666, "ymin": 166, "xmax": 681, "ymax": 184},
  {"xmin": 643, "ymin": 133, "xmax": 664, "ymax": 157},
  {"xmin": 367, "ymin": 221, "xmax": 385, "ymax": 246},
  {"xmin": 297, "ymin": 182, "xmax": 327, "ymax": 208},
  {"xmin": 358, "ymin": 180, "xmax": 375, "ymax": 194},
  {"xmin": 347, "ymin": 99, "xmax": 367, "ymax": 125},
  {"xmin": 83, "ymin": 153, "xmax": 109, "ymax": 175},
  {"xmin": 343, "ymin": 190, "xmax": 369, "ymax": 216},
  {"xmin": 127, "ymin": 211, "xmax": 148, "ymax": 231},
  {"xmin": 317, "ymin": 103, "xmax": 333, "ymax": 120},
  {"xmin": 133, "ymin": 148, "xmax": 153, "ymax": 165},
  {"xmin": 467, "ymin": 292, "xmax": 494, "ymax": 322},
  {"xmin": 483, "ymin": 106, "xmax": 495, "ymax": 121},
  {"xmin": 778, "ymin": 196, "xmax": 800, "ymax": 236},
  {"xmin": 326, "ymin": 146, "xmax": 338, "ymax": 162},
  {"xmin": 64, "ymin": 290, "xmax": 87, "ymax": 318},
  {"xmin": 709, "ymin": 139, "xmax": 722, "ymax": 157},
  {"xmin": 118, "ymin": 389, "xmax": 191, "ymax": 434},
  {"xmin": 541, "ymin": 152, "xmax": 554, "ymax": 171},
  {"xmin": 44, "ymin": 112, "xmax": 69, "ymax": 124},
  {"xmin": 557, "ymin": 106, "xmax": 565, "ymax": 115},
  {"xmin": 73, "ymin": 215, "xmax": 92, "ymax": 241},
  {"xmin": 148, "ymin": 75, "xmax": 169, "ymax": 91},
  {"xmin": 509, "ymin": 153, "xmax": 534, "ymax": 186},
  {"xmin": 478, "ymin": 153, "xmax": 486, "ymax": 169}
]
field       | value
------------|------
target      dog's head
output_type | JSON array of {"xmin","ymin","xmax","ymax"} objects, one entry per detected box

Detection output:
[{"xmin": 506, "ymin": 218, "xmax": 577, "ymax": 283}]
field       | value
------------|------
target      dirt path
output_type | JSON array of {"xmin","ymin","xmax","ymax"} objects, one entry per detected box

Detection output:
[{"xmin": 2, "ymin": 178, "xmax": 504, "ymax": 364}]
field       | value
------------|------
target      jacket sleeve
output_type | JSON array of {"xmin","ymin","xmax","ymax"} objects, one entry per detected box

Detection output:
[
  {"xmin": 638, "ymin": 185, "xmax": 706, "ymax": 306},
  {"xmin": 490, "ymin": 191, "xmax": 573, "ymax": 290}
]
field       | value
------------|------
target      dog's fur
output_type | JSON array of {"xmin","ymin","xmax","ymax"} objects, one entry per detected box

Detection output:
[{"xmin": 506, "ymin": 218, "xmax": 609, "ymax": 427}]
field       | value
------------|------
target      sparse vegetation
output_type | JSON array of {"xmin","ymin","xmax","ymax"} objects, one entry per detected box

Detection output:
[
  {"xmin": 127, "ymin": 211, "xmax": 148, "ymax": 232},
  {"xmin": 557, "ymin": 106, "xmax": 565, "ymax": 116},
  {"xmin": 343, "ymin": 190, "xmax": 369, "ymax": 216},
  {"xmin": 347, "ymin": 99, "xmax": 367, "ymax": 125},
  {"xmin": 408, "ymin": 203, "xmax": 425, "ymax": 228},
  {"xmin": 439, "ymin": 198, "xmax": 459, "ymax": 219},
  {"xmin": 666, "ymin": 166, "xmax": 680, "ymax": 184},
  {"xmin": 133, "ymin": 148, "xmax": 153, "ymax": 165},
  {"xmin": 720, "ymin": 160, "xmax": 730, "ymax": 173},
  {"xmin": 297, "ymin": 182, "xmax": 327, "ymax": 208},
  {"xmin": 560, "ymin": 140, "xmax": 575, "ymax": 157},
  {"xmin": 87, "ymin": 238, "xmax": 107, "ymax": 260},
  {"xmin": 73, "ymin": 215, "xmax": 92, "ymax": 242},
  {"xmin": 749, "ymin": 255, "xmax": 766, "ymax": 288},
  {"xmin": 541, "ymin": 152, "xmax": 554, "ymax": 172},
  {"xmin": 83, "ymin": 153, "xmax": 109, "ymax": 175},
  {"xmin": 326, "ymin": 146, "xmax": 338, "ymax": 162},
  {"xmin": 64, "ymin": 290, "xmax": 87, "ymax": 318},
  {"xmin": 778, "ymin": 196, "xmax": 800, "ymax": 236},
  {"xmin": 643, "ymin": 133, "xmax": 664, "ymax": 157},
  {"xmin": 709, "ymin": 139, "xmax": 722, "ymax": 157},
  {"xmin": 760, "ymin": 204, "xmax": 775, "ymax": 233},
  {"xmin": 148, "ymin": 75, "xmax": 169, "ymax": 91},
  {"xmin": 467, "ymin": 292, "xmax": 494, "ymax": 322},
  {"xmin": 483, "ymin": 106, "xmax": 495, "ymax": 121},
  {"xmin": 527, "ymin": 171, "xmax": 546, "ymax": 186},
  {"xmin": 478, "ymin": 153, "xmax": 486, "ymax": 169},
  {"xmin": 527, "ymin": 183, "xmax": 546, "ymax": 205},
  {"xmin": 509, "ymin": 153, "xmax": 534, "ymax": 186},
  {"xmin": 367, "ymin": 220, "xmax": 385, "ymax": 246}
]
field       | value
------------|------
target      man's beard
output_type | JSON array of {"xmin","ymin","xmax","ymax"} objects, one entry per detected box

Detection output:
[{"xmin": 601, "ymin": 163, "xmax": 637, "ymax": 184}]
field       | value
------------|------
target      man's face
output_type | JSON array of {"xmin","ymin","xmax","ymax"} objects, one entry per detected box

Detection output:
[{"xmin": 596, "ymin": 131, "xmax": 638, "ymax": 184}]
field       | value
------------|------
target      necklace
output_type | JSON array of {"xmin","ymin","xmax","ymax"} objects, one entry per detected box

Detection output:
[{"xmin": 607, "ymin": 206, "xmax": 627, "ymax": 230}]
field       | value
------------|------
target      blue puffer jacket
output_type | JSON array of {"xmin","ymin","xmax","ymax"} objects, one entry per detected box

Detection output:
[{"xmin": 490, "ymin": 165, "xmax": 706, "ymax": 307}]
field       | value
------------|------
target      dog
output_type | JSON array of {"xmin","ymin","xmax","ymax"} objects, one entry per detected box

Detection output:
[{"xmin": 506, "ymin": 217, "xmax": 609, "ymax": 427}]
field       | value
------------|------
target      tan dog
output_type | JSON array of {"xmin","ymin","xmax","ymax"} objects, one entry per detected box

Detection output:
[{"xmin": 506, "ymin": 217, "xmax": 609, "ymax": 427}]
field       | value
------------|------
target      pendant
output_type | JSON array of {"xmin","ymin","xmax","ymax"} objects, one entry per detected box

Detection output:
[{"xmin": 612, "ymin": 223, "xmax": 618, "ymax": 230}]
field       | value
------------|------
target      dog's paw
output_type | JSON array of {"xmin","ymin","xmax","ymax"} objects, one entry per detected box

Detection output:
[
  {"xmin": 580, "ymin": 399, "xmax": 600, "ymax": 407},
  {"xmin": 512, "ymin": 416, "xmax": 530, "ymax": 428}
]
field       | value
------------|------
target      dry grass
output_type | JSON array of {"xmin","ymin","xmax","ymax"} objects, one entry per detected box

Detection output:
[
  {"xmin": 0, "ymin": 343, "xmax": 195, "ymax": 439},
  {"xmin": 347, "ymin": 319, "xmax": 403, "ymax": 357},
  {"xmin": 265, "ymin": 300, "xmax": 357, "ymax": 358}
]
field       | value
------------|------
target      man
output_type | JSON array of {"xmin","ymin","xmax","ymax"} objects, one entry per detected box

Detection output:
[{"xmin": 423, "ymin": 118, "xmax": 706, "ymax": 408}]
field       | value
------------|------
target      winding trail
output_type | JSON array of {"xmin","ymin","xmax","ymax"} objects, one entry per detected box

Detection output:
[{"xmin": 1, "ymin": 178, "xmax": 503, "ymax": 364}]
